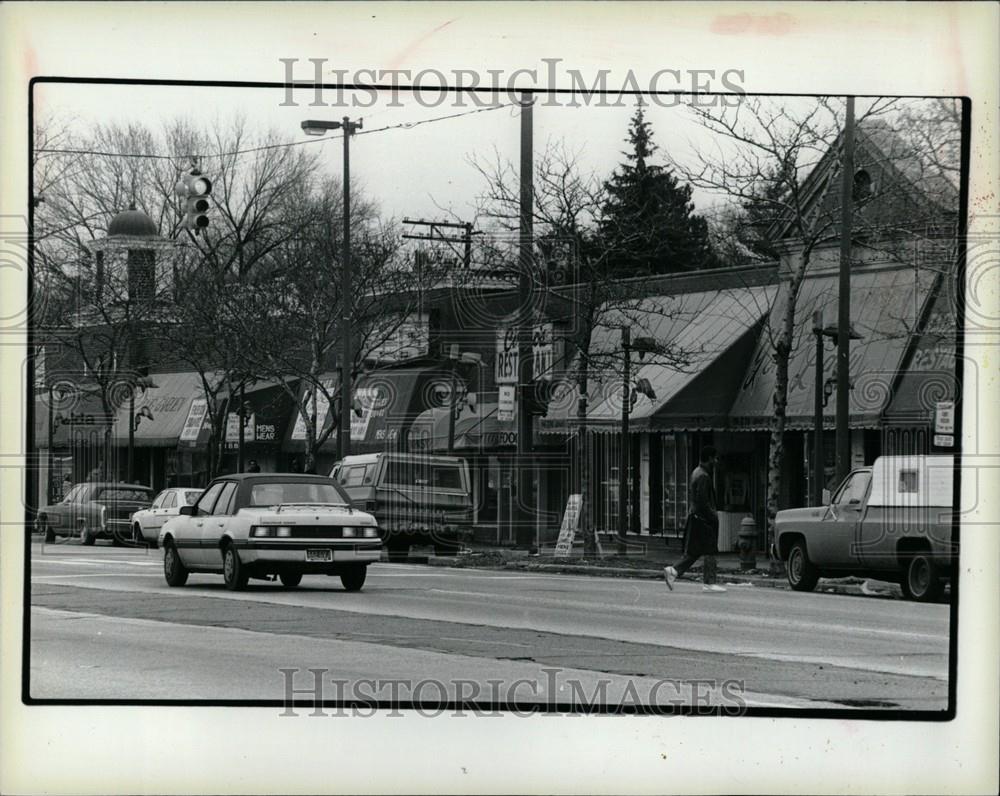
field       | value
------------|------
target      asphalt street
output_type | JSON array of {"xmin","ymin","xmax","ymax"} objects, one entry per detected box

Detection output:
[{"xmin": 26, "ymin": 540, "xmax": 951, "ymax": 710}]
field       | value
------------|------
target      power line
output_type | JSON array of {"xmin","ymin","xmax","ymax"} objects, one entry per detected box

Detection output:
[{"xmin": 32, "ymin": 103, "xmax": 515, "ymax": 163}]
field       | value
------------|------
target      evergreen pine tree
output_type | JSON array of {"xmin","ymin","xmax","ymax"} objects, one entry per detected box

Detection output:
[{"xmin": 599, "ymin": 107, "xmax": 718, "ymax": 276}]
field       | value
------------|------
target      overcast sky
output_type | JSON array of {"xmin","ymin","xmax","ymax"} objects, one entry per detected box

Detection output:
[{"xmin": 34, "ymin": 80, "xmax": 745, "ymax": 227}]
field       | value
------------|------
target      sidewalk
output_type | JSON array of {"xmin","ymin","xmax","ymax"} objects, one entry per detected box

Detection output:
[{"xmin": 424, "ymin": 540, "xmax": 905, "ymax": 600}]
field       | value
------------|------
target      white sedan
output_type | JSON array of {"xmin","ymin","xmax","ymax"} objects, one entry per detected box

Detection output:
[
  {"xmin": 158, "ymin": 473, "xmax": 381, "ymax": 591},
  {"xmin": 130, "ymin": 487, "xmax": 204, "ymax": 547}
]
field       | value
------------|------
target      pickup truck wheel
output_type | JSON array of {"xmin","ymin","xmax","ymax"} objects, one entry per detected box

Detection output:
[
  {"xmin": 903, "ymin": 553, "xmax": 942, "ymax": 602},
  {"xmin": 787, "ymin": 541, "xmax": 820, "ymax": 592},
  {"xmin": 163, "ymin": 542, "xmax": 189, "ymax": 587},
  {"xmin": 80, "ymin": 526, "xmax": 95, "ymax": 546},
  {"xmin": 222, "ymin": 544, "xmax": 250, "ymax": 591},
  {"xmin": 40, "ymin": 517, "xmax": 55, "ymax": 543},
  {"xmin": 279, "ymin": 572, "xmax": 303, "ymax": 589},
  {"xmin": 340, "ymin": 564, "xmax": 367, "ymax": 592}
]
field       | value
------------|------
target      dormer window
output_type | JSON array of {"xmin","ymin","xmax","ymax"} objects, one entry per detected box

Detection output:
[{"xmin": 852, "ymin": 169, "xmax": 873, "ymax": 203}]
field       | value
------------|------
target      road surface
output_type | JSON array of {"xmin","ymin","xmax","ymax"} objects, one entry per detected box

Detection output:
[{"xmin": 26, "ymin": 540, "xmax": 951, "ymax": 710}]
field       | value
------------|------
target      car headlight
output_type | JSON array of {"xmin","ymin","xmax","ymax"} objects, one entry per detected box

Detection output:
[
  {"xmin": 251, "ymin": 525, "xmax": 274, "ymax": 537},
  {"xmin": 100, "ymin": 506, "xmax": 107, "ymax": 529},
  {"xmin": 363, "ymin": 527, "xmax": 378, "ymax": 538},
  {"xmin": 341, "ymin": 527, "xmax": 357, "ymax": 538},
  {"xmin": 276, "ymin": 526, "xmax": 292, "ymax": 537}
]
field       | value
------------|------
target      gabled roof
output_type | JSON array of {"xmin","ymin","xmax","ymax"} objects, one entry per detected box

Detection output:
[{"xmin": 768, "ymin": 120, "xmax": 959, "ymax": 243}]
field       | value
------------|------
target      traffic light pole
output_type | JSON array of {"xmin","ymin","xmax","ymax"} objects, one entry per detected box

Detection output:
[
  {"xmin": 516, "ymin": 91, "xmax": 535, "ymax": 549},
  {"xmin": 339, "ymin": 117, "xmax": 355, "ymax": 462}
]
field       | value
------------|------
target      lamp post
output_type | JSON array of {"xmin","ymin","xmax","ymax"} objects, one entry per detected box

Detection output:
[
  {"xmin": 813, "ymin": 309, "xmax": 862, "ymax": 505},
  {"xmin": 301, "ymin": 116, "xmax": 363, "ymax": 461},
  {"xmin": 618, "ymin": 332, "xmax": 659, "ymax": 554}
]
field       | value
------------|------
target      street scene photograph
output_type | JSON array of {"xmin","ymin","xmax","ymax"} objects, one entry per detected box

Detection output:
[{"xmin": 24, "ymin": 75, "xmax": 964, "ymax": 717}]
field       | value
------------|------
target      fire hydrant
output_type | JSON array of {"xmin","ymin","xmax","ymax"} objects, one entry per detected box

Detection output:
[{"xmin": 738, "ymin": 516, "xmax": 758, "ymax": 571}]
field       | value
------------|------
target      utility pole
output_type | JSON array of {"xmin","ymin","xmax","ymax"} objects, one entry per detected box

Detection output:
[
  {"xmin": 836, "ymin": 97, "xmax": 855, "ymax": 483},
  {"xmin": 516, "ymin": 90, "xmax": 535, "ymax": 548},
  {"xmin": 402, "ymin": 218, "xmax": 479, "ymax": 268},
  {"xmin": 618, "ymin": 327, "xmax": 631, "ymax": 554},
  {"xmin": 813, "ymin": 310, "xmax": 826, "ymax": 506}
]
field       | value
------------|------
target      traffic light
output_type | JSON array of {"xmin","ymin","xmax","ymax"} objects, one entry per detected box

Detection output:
[{"xmin": 175, "ymin": 168, "xmax": 212, "ymax": 234}]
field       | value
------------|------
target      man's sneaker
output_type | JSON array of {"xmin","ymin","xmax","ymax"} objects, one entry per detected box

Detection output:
[
  {"xmin": 702, "ymin": 584, "xmax": 727, "ymax": 593},
  {"xmin": 663, "ymin": 566, "xmax": 677, "ymax": 591}
]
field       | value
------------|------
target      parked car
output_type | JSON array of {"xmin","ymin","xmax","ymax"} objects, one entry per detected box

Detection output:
[
  {"xmin": 37, "ymin": 482, "xmax": 154, "ymax": 546},
  {"xmin": 775, "ymin": 455, "xmax": 957, "ymax": 601},
  {"xmin": 130, "ymin": 487, "xmax": 204, "ymax": 547},
  {"xmin": 331, "ymin": 452, "xmax": 473, "ymax": 559},
  {"xmin": 158, "ymin": 473, "xmax": 380, "ymax": 591}
]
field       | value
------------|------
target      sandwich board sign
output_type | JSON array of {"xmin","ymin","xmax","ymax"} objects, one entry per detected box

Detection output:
[{"xmin": 553, "ymin": 494, "xmax": 600, "ymax": 558}]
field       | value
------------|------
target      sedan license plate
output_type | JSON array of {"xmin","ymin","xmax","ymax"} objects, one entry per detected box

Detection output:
[{"xmin": 306, "ymin": 548, "xmax": 333, "ymax": 562}]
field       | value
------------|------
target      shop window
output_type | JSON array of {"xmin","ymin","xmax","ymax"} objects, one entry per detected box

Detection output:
[{"xmin": 898, "ymin": 469, "xmax": 919, "ymax": 494}]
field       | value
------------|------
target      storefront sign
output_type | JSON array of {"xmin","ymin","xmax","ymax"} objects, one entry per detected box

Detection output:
[
  {"xmin": 254, "ymin": 422, "xmax": 277, "ymax": 442},
  {"xmin": 495, "ymin": 327, "xmax": 519, "ymax": 385},
  {"xmin": 225, "ymin": 412, "xmax": 255, "ymax": 443},
  {"xmin": 367, "ymin": 313, "xmax": 430, "ymax": 363},
  {"xmin": 179, "ymin": 398, "xmax": 208, "ymax": 442},
  {"xmin": 291, "ymin": 379, "xmax": 335, "ymax": 440},
  {"xmin": 934, "ymin": 401, "xmax": 955, "ymax": 435},
  {"xmin": 532, "ymin": 322, "xmax": 554, "ymax": 381},
  {"xmin": 351, "ymin": 386, "xmax": 381, "ymax": 442},
  {"xmin": 498, "ymin": 384, "xmax": 516, "ymax": 422}
]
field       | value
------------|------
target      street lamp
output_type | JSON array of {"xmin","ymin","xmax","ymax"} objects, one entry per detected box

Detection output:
[
  {"xmin": 617, "ymin": 331, "xmax": 660, "ymax": 554},
  {"xmin": 301, "ymin": 117, "xmax": 363, "ymax": 461},
  {"xmin": 812, "ymin": 309, "xmax": 862, "ymax": 506}
]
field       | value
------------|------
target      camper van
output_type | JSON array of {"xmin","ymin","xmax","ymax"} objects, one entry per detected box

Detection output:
[
  {"xmin": 331, "ymin": 452, "xmax": 474, "ymax": 559},
  {"xmin": 774, "ymin": 455, "xmax": 957, "ymax": 601}
]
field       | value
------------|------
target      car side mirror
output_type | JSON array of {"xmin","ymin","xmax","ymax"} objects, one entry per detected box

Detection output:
[{"xmin": 179, "ymin": 505, "xmax": 195, "ymax": 516}]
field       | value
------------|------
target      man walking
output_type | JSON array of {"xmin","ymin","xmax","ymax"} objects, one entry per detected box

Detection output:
[{"xmin": 664, "ymin": 446, "xmax": 726, "ymax": 593}]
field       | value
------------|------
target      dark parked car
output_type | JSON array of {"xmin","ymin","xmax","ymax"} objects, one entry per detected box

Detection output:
[{"xmin": 37, "ymin": 482, "xmax": 154, "ymax": 546}]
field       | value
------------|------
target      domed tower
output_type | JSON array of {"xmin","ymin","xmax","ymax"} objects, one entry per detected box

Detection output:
[{"xmin": 86, "ymin": 206, "xmax": 175, "ymax": 307}]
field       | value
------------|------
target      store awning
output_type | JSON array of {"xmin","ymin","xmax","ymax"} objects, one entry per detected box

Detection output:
[
  {"xmin": 539, "ymin": 285, "xmax": 776, "ymax": 433},
  {"xmin": 110, "ymin": 371, "xmax": 205, "ymax": 447},
  {"xmin": 729, "ymin": 265, "xmax": 939, "ymax": 430},
  {"xmin": 882, "ymin": 283, "xmax": 957, "ymax": 426},
  {"xmin": 36, "ymin": 390, "xmax": 113, "ymax": 449},
  {"xmin": 282, "ymin": 365, "xmax": 452, "ymax": 454},
  {"xmin": 410, "ymin": 403, "xmax": 517, "ymax": 452}
]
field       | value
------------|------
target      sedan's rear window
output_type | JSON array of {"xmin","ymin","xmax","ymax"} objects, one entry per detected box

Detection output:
[
  {"xmin": 183, "ymin": 491, "xmax": 202, "ymax": 505},
  {"xmin": 97, "ymin": 488, "xmax": 152, "ymax": 501},
  {"xmin": 249, "ymin": 482, "xmax": 348, "ymax": 507}
]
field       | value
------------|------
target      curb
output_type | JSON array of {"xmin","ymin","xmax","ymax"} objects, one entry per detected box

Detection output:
[{"xmin": 425, "ymin": 556, "xmax": 904, "ymax": 599}]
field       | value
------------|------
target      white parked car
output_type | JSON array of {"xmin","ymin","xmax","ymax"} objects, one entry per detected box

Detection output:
[
  {"xmin": 131, "ymin": 487, "xmax": 204, "ymax": 547},
  {"xmin": 158, "ymin": 473, "xmax": 381, "ymax": 591}
]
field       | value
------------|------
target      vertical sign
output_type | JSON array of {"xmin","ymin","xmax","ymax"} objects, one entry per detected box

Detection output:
[
  {"xmin": 532, "ymin": 322, "xmax": 554, "ymax": 381},
  {"xmin": 179, "ymin": 398, "xmax": 207, "ymax": 442},
  {"xmin": 495, "ymin": 327, "xmax": 519, "ymax": 385},
  {"xmin": 498, "ymin": 384, "xmax": 516, "ymax": 423},
  {"xmin": 292, "ymin": 379, "xmax": 335, "ymax": 440}
]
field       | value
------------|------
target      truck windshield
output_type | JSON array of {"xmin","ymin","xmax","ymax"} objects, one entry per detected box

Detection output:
[
  {"xmin": 249, "ymin": 482, "xmax": 348, "ymax": 507},
  {"xmin": 385, "ymin": 460, "xmax": 463, "ymax": 490}
]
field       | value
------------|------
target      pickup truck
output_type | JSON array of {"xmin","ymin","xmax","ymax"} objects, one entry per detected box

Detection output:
[
  {"xmin": 158, "ymin": 473, "xmax": 381, "ymax": 591},
  {"xmin": 331, "ymin": 452, "xmax": 473, "ymax": 559},
  {"xmin": 37, "ymin": 482, "xmax": 153, "ymax": 546},
  {"xmin": 775, "ymin": 455, "xmax": 956, "ymax": 601}
]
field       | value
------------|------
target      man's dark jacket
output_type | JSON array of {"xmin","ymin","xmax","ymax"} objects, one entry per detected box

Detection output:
[{"xmin": 684, "ymin": 464, "xmax": 719, "ymax": 557}]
